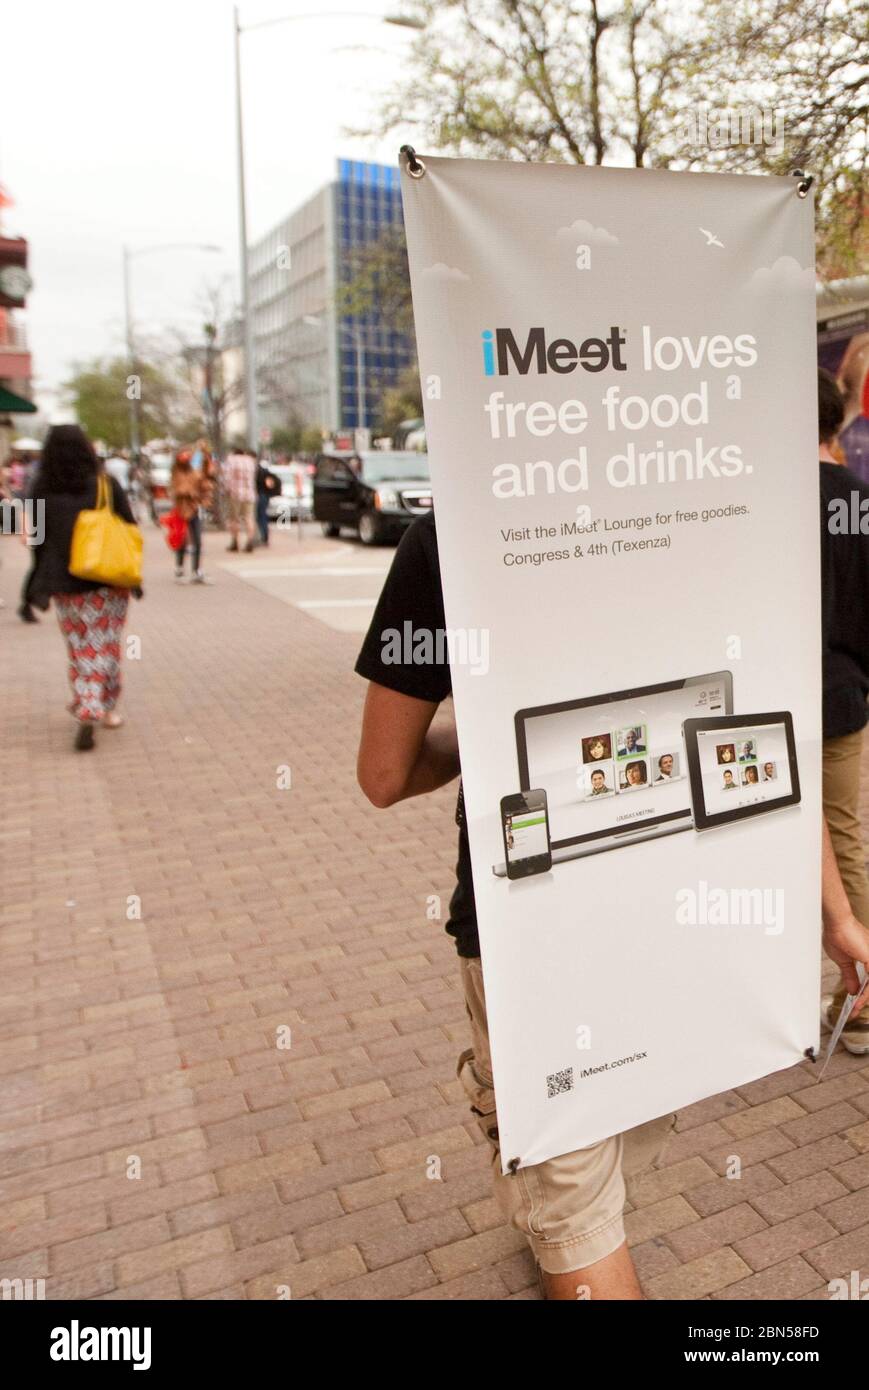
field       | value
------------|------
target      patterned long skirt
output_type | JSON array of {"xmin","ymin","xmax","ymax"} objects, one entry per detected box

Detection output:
[{"xmin": 53, "ymin": 587, "xmax": 130, "ymax": 723}]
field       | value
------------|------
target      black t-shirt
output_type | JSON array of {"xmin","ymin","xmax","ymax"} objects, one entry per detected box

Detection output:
[
  {"xmin": 820, "ymin": 462, "xmax": 869, "ymax": 739},
  {"xmin": 354, "ymin": 512, "xmax": 479, "ymax": 958},
  {"xmin": 256, "ymin": 464, "xmax": 278, "ymax": 497}
]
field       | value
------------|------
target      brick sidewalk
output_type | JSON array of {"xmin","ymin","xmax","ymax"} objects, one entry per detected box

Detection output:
[{"xmin": 1, "ymin": 527, "xmax": 868, "ymax": 1301}]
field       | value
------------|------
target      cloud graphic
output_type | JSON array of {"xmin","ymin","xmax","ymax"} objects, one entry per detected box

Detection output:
[
  {"xmin": 556, "ymin": 218, "xmax": 619, "ymax": 247},
  {"xmin": 750, "ymin": 256, "xmax": 815, "ymax": 290},
  {"xmin": 421, "ymin": 261, "xmax": 470, "ymax": 282}
]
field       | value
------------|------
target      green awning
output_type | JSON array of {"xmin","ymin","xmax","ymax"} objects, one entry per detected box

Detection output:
[{"xmin": 0, "ymin": 386, "xmax": 37, "ymax": 413}]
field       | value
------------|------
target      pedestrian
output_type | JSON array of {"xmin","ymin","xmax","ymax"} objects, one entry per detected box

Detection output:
[
  {"xmin": 170, "ymin": 448, "xmax": 214, "ymax": 583},
  {"xmin": 818, "ymin": 368, "xmax": 869, "ymax": 1052},
  {"xmin": 223, "ymin": 447, "xmax": 256, "ymax": 553},
  {"xmin": 24, "ymin": 424, "xmax": 141, "ymax": 751},
  {"xmin": 356, "ymin": 506, "xmax": 869, "ymax": 1299},
  {"xmin": 255, "ymin": 457, "xmax": 279, "ymax": 546}
]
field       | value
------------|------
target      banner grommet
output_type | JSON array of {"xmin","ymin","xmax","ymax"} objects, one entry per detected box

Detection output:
[
  {"xmin": 791, "ymin": 169, "xmax": 814, "ymax": 198},
  {"xmin": 400, "ymin": 144, "xmax": 427, "ymax": 179}
]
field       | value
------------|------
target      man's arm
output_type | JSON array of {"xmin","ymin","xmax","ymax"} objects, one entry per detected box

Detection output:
[
  {"xmin": 822, "ymin": 818, "xmax": 869, "ymax": 1000},
  {"xmin": 357, "ymin": 681, "xmax": 460, "ymax": 808}
]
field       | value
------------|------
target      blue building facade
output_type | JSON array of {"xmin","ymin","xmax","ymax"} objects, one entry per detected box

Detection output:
[
  {"xmin": 249, "ymin": 159, "xmax": 415, "ymax": 437},
  {"xmin": 333, "ymin": 159, "xmax": 415, "ymax": 431}
]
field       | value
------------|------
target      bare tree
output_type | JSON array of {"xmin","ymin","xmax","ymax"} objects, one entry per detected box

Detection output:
[
  {"xmin": 372, "ymin": 0, "xmax": 868, "ymax": 274},
  {"xmin": 169, "ymin": 280, "xmax": 246, "ymax": 459}
]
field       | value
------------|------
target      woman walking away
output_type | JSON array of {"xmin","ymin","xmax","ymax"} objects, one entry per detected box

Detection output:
[
  {"xmin": 171, "ymin": 448, "xmax": 213, "ymax": 582},
  {"xmin": 25, "ymin": 425, "xmax": 141, "ymax": 751}
]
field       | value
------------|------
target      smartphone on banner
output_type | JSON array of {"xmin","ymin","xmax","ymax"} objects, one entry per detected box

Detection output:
[{"xmin": 500, "ymin": 789, "xmax": 552, "ymax": 880}]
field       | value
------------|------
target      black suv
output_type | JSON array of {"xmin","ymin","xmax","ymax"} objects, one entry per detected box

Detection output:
[{"xmin": 313, "ymin": 450, "xmax": 432, "ymax": 545}]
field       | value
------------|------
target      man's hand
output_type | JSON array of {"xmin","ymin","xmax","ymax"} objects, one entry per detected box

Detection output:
[
  {"xmin": 823, "ymin": 912, "xmax": 869, "ymax": 1003},
  {"xmin": 821, "ymin": 817, "xmax": 869, "ymax": 1004}
]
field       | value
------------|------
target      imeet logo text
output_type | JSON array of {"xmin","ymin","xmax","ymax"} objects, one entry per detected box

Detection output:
[{"xmin": 481, "ymin": 325, "xmax": 628, "ymax": 376}]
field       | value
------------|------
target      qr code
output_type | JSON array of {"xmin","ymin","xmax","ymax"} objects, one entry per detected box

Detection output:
[{"xmin": 546, "ymin": 1067, "xmax": 574, "ymax": 1099}]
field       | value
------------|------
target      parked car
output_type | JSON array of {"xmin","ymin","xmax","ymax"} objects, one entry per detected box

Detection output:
[
  {"xmin": 313, "ymin": 450, "xmax": 431, "ymax": 544},
  {"xmin": 267, "ymin": 462, "xmax": 314, "ymax": 523}
]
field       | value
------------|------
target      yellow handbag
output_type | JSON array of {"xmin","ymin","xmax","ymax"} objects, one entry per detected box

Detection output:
[{"xmin": 69, "ymin": 473, "xmax": 143, "ymax": 588}]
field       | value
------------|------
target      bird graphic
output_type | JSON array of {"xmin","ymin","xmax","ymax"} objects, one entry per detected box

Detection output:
[{"xmin": 699, "ymin": 227, "xmax": 724, "ymax": 248}]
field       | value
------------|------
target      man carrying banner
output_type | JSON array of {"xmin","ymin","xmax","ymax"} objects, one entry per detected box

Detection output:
[
  {"xmin": 356, "ymin": 504, "xmax": 869, "ymax": 1300},
  {"xmin": 818, "ymin": 368, "xmax": 869, "ymax": 1053}
]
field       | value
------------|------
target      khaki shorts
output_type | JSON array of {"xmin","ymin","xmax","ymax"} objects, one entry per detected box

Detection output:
[
  {"xmin": 228, "ymin": 496, "xmax": 254, "ymax": 527},
  {"xmin": 458, "ymin": 955, "xmax": 675, "ymax": 1275}
]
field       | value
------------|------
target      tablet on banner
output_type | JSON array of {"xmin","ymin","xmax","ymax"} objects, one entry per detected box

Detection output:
[
  {"xmin": 400, "ymin": 152, "xmax": 821, "ymax": 1170},
  {"xmin": 684, "ymin": 712, "xmax": 801, "ymax": 829}
]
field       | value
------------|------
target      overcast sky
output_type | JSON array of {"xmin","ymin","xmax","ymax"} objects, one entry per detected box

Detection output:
[{"xmin": 2, "ymin": 0, "xmax": 418, "ymax": 408}]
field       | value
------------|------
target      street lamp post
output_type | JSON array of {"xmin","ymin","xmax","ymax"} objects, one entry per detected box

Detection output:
[
  {"xmin": 233, "ymin": 4, "xmax": 258, "ymax": 454},
  {"xmin": 122, "ymin": 241, "xmax": 221, "ymax": 461},
  {"xmin": 232, "ymin": 8, "xmax": 424, "ymax": 454},
  {"xmin": 122, "ymin": 245, "xmax": 139, "ymax": 461}
]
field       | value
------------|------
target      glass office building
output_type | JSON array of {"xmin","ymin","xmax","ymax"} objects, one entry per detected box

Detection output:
[{"xmin": 248, "ymin": 159, "xmax": 415, "ymax": 437}]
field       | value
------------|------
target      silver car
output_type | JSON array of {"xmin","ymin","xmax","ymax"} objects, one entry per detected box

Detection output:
[{"xmin": 267, "ymin": 463, "xmax": 313, "ymax": 523}]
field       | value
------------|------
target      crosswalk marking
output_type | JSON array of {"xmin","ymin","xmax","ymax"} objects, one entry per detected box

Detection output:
[{"xmin": 297, "ymin": 597, "xmax": 377, "ymax": 609}]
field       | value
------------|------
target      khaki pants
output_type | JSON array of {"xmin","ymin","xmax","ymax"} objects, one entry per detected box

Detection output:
[
  {"xmin": 228, "ymin": 496, "xmax": 254, "ymax": 531},
  {"xmin": 458, "ymin": 956, "xmax": 674, "ymax": 1275},
  {"xmin": 823, "ymin": 728, "xmax": 869, "ymax": 932},
  {"xmin": 823, "ymin": 728, "xmax": 869, "ymax": 1011}
]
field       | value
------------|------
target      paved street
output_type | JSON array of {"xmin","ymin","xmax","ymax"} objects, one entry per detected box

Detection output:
[
  {"xmin": 226, "ymin": 520, "xmax": 391, "ymax": 633},
  {"xmin": 2, "ymin": 522, "xmax": 869, "ymax": 1301}
]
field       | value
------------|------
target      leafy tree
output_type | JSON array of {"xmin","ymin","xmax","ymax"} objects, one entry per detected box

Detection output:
[
  {"xmin": 668, "ymin": 0, "xmax": 868, "ymax": 273},
  {"xmin": 334, "ymin": 225, "xmax": 415, "ymax": 336},
  {"xmin": 374, "ymin": 0, "xmax": 868, "ymax": 274},
  {"xmin": 300, "ymin": 425, "xmax": 325, "ymax": 454},
  {"xmin": 334, "ymin": 226, "xmax": 418, "ymax": 435},
  {"xmin": 371, "ymin": 0, "xmax": 694, "ymax": 167},
  {"xmin": 379, "ymin": 363, "xmax": 423, "ymax": 438},
  {"xmin": 270, "ymin": 424, "xmax": 302, "ymax": 454},
  {"xmin": 64, "ymin": 356, "xmax": 177, "ymax": 448}
]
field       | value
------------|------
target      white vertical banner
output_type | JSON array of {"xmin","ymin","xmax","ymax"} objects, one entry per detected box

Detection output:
[{"xmin": 400, "ymin": 154, "xmax": 821, "ymax": 1171}]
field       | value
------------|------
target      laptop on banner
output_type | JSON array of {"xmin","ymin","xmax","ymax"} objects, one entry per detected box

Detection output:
[{"xmin": 493, "ymin": 670, "xmax": 733, "ymax": 874}]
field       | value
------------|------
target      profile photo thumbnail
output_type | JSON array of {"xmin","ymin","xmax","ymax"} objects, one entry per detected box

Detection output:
[
  {"xmin": 584, "ymin": 763, "xmax": 615, "ymax": 800},
  {"xmin": 582, "ymin": 733, "xmax": 613, "ymax": 763},
  {"xmin": 618, "ymin": 758, "xmax": 649, "ymax": 791},
  {"xmin": 616, "ymin": 725, "xmax": 647, "ymax": 758}
]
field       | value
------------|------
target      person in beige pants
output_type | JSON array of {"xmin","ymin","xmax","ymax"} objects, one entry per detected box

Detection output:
[
  {"xmin": 818, "ymin": 368, "xmax": 869, "ymax": 1051},
  {"xmin": 355, "ymin": 496, "xmax": 869, "ymax": 1297}
]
